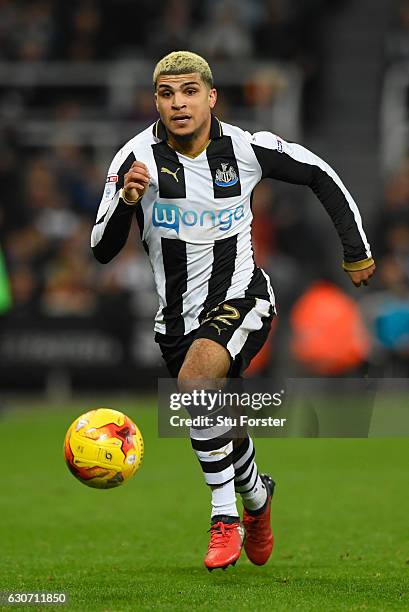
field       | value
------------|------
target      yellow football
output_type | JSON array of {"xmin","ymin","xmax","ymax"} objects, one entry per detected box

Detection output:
[{"xmin": 64, "ymin": 408, "xmax": 144, "ymax": 489}]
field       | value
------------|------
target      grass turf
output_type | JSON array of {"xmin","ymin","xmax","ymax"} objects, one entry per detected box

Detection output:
[{"xmin": 0, "ymin": 398, "xmax": 408, "ymax": 611}]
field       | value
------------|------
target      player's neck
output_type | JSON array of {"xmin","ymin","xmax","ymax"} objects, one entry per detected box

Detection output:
[{"xmin": 167, "ymin": 120, "xmax": 211, "ymax": 159}]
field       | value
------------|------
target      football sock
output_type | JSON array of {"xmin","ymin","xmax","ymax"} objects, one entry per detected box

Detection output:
[
  {"xmin": 190, "ymin": 429, "xmax": 238, "ymax": 518},
  {"xmin": 233, "ymin": 434, "xmax": 267, "ymax": 512},
  {"xmin": 211, "ymin": 479, "xmax": 238, "ymax": 519}
]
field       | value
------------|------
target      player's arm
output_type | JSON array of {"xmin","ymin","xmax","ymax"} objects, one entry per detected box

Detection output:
[
  {"xmin": 249, "ymin": 132, "xmax": 375, "ymax": 287},
  {"xmin": 91, "ymin": 153, "xmax": 150, "ymax": 264}
]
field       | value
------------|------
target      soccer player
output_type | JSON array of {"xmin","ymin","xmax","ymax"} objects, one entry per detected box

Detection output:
[{"xmin": 91, "ymin": 51, "xmax": 375, "ymax": 571}]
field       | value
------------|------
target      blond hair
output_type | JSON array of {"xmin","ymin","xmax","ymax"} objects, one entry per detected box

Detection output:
[{"xmin": 153, "ymin": 51, "xmax": 213, "ymax": 89}]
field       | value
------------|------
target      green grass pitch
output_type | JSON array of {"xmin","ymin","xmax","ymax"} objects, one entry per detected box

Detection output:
[{"xmin": 1, "ymin": 398, "xmax": 408, "ymax": 611}]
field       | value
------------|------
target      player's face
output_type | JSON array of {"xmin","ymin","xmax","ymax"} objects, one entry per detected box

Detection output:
[{"xmin": 155, "ymin": 73, "xmax": 217, "ymax": 140}]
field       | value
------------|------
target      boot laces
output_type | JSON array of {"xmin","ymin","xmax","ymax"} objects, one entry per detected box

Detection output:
[{"xmin": 208, "ymin": 522, "xmax": 238, "ymax": 549}]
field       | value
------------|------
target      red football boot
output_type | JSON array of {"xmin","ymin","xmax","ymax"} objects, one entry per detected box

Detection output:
[
  {"xmin": 204, "ymin": 515, "xmax": 245, "ymax": 571},
  {"xmin": 243, "ymin": 474, "xmax": 275, "ymax": 566}
]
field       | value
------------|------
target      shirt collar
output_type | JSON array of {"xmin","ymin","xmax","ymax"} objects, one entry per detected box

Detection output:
[{"xmin": 153, "ymin": 114, "xmax": 223, "ymax": 141}]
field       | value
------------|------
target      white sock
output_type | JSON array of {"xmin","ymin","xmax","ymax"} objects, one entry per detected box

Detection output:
[
  {"xmin": 211, "ymin": 479, "xmax": 238, "ymax": 518},
  {"xmin": 240, "ymin": 474, "xmax": 267, "ymax": 511}
]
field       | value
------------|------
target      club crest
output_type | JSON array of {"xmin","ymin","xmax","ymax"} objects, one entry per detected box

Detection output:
[{"xmin": 215, "ymin": 163, "xmax": 238, "ymax": 187}]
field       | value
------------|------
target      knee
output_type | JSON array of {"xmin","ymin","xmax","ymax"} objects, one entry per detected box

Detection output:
[
  {"xmin": 177, "ymin": 367, "xmax": 211, "ymax": 394},
  {"xmin": 177, "ymin": 339, "xmax": 231, "ymax": 393}
]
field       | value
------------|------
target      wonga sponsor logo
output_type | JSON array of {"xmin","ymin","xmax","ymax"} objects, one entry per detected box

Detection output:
[{"xmin": 152, "ymin": 201, "xmax": 244, "ymax": 233}]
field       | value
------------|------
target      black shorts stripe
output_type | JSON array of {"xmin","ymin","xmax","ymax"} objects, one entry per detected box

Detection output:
[
  {"xmin": 238, "ymin": 306, "xmax": 273, "ymax": 372},
  {"xmin": 199, "ymin": 453, "xmax": 233, "ymax": 474},
  {"xmin": 234, "ymin": 447, "xmax": 255, "ymax": 478},
  {"xmin": 161, "ymin": 238, "xmax": 188, "ymax": 335},
  {"xmin": 199, "ymin": 297, "xmax": 256, "ymax": 348}
]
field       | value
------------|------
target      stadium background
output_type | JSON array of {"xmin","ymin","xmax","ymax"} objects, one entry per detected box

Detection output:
[{"xmin": 0, "ymin": 2, "xmax": 408, "ymax": 610}]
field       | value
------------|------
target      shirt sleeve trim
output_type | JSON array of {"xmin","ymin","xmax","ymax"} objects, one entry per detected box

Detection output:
[
  {"xmin": 342, "ymin": 257, "xmax": 374, "ymax": 271},
  {"xmin": 120, "ymin": 188, "xmax": 142, "ymax": 205}
]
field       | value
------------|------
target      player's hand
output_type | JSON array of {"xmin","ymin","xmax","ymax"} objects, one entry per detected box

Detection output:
[
  {"xmin": 123, "ymin": 161, "xmax": 150, "ymax": 203},
  {"xmin": 346, "ymin": 263, "xmax": 376, "ymax": 287}
]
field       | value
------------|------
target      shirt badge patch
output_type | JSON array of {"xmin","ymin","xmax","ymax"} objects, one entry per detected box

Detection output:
[
  {"xmin": 104, "ymin": 184, "xmax": 116, "ymax": 199},
  {"xmin": 214, "ymin": 163, "xmax": 239, "ymax": 187},
  {"xmin": 106, "ymin": 174, "xmax": 118, "ymax": 183}
]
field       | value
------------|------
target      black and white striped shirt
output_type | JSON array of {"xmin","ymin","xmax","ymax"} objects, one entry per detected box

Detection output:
[{"xmin": 91, "ymin": 115, "xmax": 371, "ymax": 336}]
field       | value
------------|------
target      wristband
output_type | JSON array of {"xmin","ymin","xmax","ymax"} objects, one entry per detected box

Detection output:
[
  {"xmin": 120, "ymin": 188, "xmax": 142, "ymax": 205},
  {"xmin": 342, "ymin": 257, "xmax": 375, "ymax": 272}
]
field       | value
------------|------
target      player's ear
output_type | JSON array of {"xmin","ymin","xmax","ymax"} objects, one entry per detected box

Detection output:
[
  {"xmin": 154, "ymin": 92, "xmax": 159, "ymax": 112},
  {"xmin": 209, "ymin": 88, "xmax": 217, "ymax": 109}
]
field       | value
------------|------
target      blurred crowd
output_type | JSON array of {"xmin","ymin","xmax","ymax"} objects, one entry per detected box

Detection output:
[
  {"xmin": 368, "ymin": 0, "xmax": 409, "ymax": 376},
  {"xmin": 0, "ymin": 0, "xmax": 327, "ymax": 64},
  {"xmin": 0, "ymin": 0, "xmax": 334, "ymax": 125},
  {"xmin": 0, "ymin": 0, "xmax": 409, "ymax": 382}
]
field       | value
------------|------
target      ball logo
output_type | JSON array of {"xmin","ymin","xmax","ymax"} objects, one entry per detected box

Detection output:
[
  {"xmin": 127, "ymin": 454, "xmax": 136, "ymax": 465},
  {"xmin": 152, "ymin": 201, "xmax": 244, "ymax": 233},
  {"xmin": 75, "ymin": 418, "xmax": 88, "ymax": 432}
]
